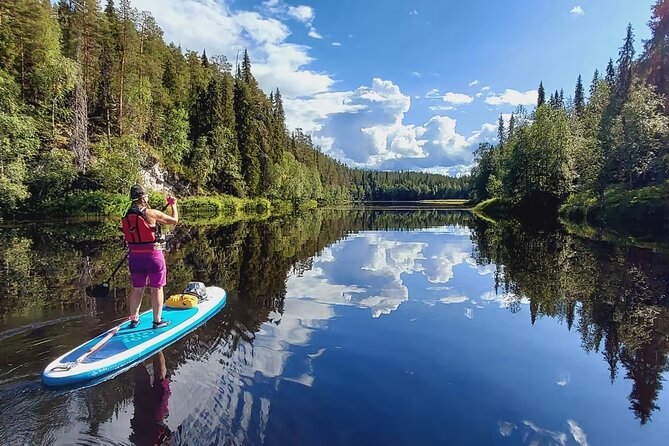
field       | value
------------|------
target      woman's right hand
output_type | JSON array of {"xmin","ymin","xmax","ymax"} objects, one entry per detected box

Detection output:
[{"xmin": 166, "ymin": 194, "xmax": 177, "ymax": 206}]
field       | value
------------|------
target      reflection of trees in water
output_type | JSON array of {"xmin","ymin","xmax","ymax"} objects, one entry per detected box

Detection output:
[
  {"xmin": 0, "ymin": 209, "xmax": 471, "ymax": 444},
  {"xmin": 471, "ymin": 217, "xmax": 669, "ymax": 424},
  {"xmin": 8, "ymin": 209, "xmax": 665, "ymax": 440}
]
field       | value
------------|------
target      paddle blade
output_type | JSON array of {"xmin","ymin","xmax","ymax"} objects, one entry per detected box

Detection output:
[{"xmin": 86, "ymin": 283, "xmax": 110, "ymax": 298}]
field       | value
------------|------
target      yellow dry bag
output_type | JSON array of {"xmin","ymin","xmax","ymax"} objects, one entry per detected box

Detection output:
[{"xmin": 166, "ymin": 293, "xmax": 198, "ymax": 309}]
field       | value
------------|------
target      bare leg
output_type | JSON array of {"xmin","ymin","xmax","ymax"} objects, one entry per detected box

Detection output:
[
  {"xmin": 153, "ymin": 351, "xmax": 167, "ymax": 380},
  {"xmin": 150, "ymin": 287, "xmax": 164, "ymax": 322},
  {"xmin": 128, "ymin": 287, "xmax": 145, "ymax": 318}
]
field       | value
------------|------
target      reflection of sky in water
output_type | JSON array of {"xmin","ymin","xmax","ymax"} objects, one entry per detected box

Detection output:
[
  {"xmin": 252, "ymin": 225, "xmax": 534, "ymax": 389},
  {"xmin": 36, "ymin": 225, "xmax": 667, "ymax": 445},
  {"xmin": 243, "ymin": 225, "xmax": 669, "ymax": 446}
]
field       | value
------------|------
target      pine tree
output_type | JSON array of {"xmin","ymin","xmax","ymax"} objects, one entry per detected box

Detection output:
[
  {"xmin": 234, "ymin": 68, "xmax": 260, "ymax": 195},
  {"xmin": 241, "ymin": 49, "xmax": 256, "ymax": 87},
  {"xmin": 558, "ymin": 89, "xmax": 565, "ymax": 108},
  {"xmin": 117, "ymin": 0, "xmax": 136, "ymax": 135},
  {"xmin": 272, "ymin": 87, "xmax": 286, "ymax": 157},
  {"xmin": 537, "ymin": 81, "xmax": 546, "ymax": 107},
  {"xmin": 94, "ymin": 0, "xmax": 119, "ymax": 140},
  {"xmin": 605, "ymin": 58, "xmax": 616, "ymax": 87},
  {"xmin": 574, "ymin": 75, "xmax": 585, "ymax": 116},
  {"xmin": 550, "ymin": 90, "xmax": 560, "ymax": 108},
  {"xmin": 640, "ymin": 0, "xmax": 669, "ymax": 98},
  {"xmin": 56, "ymin": 0, "xmax": 75, "ymax": 56},
  {"xmin": 68, "ymin": 0, "xmax": 102, "ymax": 109},
  {"xmin": 497, "ymin": 113, "xmax": 505, "ymax": 146},
  {"xmin": 70, "ymin": 60, "xmax": 90, "ymax": 171},
  {"xmin": 590, "ymin": 69, "xmax": 600, "ymax": 96},
  {"xmin": 508, "ymin": 113, "xmax": 516, "ymax": 138},
  {"xmin": 615, "ymin": 23, "xmax": 636, "ymax": 106}
]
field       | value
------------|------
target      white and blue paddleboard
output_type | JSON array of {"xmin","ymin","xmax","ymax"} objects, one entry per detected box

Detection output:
[{"xmin": 42, "ymin": 286, "xmax": 226, "ymax": 387}]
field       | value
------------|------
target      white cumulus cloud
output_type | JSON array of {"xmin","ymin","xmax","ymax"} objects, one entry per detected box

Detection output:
[
  {"xmin": 332, "ymin": 41, "xmax": 342, "ymax": 47},
  {"xmin": 307, "ymin": 27, "xmax": 322, "ymax": 39},
  {"xmin": 570, "ymin": 6, "xmax": 585, "ymax": 16},
  {"xmin": 443, "ymin": 92, "xmax": 474, "ymax": 105},
  {"xmin": 429, "ymin": 105, "xmax": 455, "ymax": 112},
  {"xmin": 485, "ymin": 89, "xmax": 537, "ymax": 106},
  {"xmin": 287, "ymin": 5, "xmax": 314, "ymax": 22},
  {"xmin": 314, "ymin": 79, "xmax": 497, "ymax": 172},
  {"xmin": 469, "ymin": 79, "xmax": 480, "ymax": 87}
]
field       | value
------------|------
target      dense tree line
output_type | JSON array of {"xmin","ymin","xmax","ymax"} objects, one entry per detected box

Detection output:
[
  {"xmin": 0, "ymin": 0, "xmax": 465, "ymax": 216},
  {"xmin": 471, "ymin": 1, "xmax": 669, "ymax": 219}
]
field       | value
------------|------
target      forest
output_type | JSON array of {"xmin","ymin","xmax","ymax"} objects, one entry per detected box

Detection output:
[
  {"xmin": 0, "ymin": 0, "xmax": 469, "ymax": 218},
  {"xmin": 470, "ymin": 0, "xmax": 669, "ymax": 227}
]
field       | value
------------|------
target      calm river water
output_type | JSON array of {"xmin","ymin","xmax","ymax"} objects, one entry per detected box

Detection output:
[{"xmin": 0, "ymin": 209, "xmax": 668, "ymax": 445}]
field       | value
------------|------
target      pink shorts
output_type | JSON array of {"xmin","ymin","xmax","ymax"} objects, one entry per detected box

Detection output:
[{"xmin": 128, "ymin": 249, "xmax": 167, "ymax": 288}]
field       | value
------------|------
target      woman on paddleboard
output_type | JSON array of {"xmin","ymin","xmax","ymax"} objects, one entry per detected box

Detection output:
[{"xmin": 123, "ymin": 184, "xmax": 178, "ymax": 329}]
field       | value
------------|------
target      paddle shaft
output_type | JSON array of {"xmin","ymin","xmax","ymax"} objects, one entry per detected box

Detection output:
[
  {"xmin": 49, "ymin": 323, "xmax": 123, "ymax": 371},
  {"xmin": 105, "ymin": 253, "xmax": 128, "ymax": 284}
]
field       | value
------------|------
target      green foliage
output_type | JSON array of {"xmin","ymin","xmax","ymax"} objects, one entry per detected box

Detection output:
[
  {"xmin": 180, "ymin": 195, "xmax": 239, "ymax": 214},
  {"xmin": 268, "ymin": 152, "xmax": 322, "ymax": 202},
  {"xmin": 29, "ymin": 148, "xmax": 78, "ymax": 201},
  {"xmin": 610, "ymin": 81, "xmax": 669, "ymax": 187},
  {"xmin": 87, "ymin": 137, "xmax": 143, "ymax": 192},
  {"xmin": 506, "ymin": 105, "xmax": 574, "ymax": 205},
  {"xmin": 469, "ymin": 14, "xmax": 669, "ymax": 230},
  {"xmin": 179, "ymin": 194, "xmax": 271, "ymax": 221},
  {"xmin": 41, "ymin": 190, "xmax": 129, "ymax": 216},
  {"xmin": 190, "ymin": 136, "xmax": 214, "ymax": 192},
  {"xmin": 0, "ymin": 70, "xmax": 39, "ymax": 212},
  {"xmin": 561, "ymin": 182, "xmax": 669, "ymax": 232},
  {"xmin": 160, "ymin": 107, "xmax": 190, "ymax": 166}
]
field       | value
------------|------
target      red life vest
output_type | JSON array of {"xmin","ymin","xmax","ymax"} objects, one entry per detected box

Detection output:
[{"xmin": 121, "ymin": 208, "xmax": 158, "ymax": 244}]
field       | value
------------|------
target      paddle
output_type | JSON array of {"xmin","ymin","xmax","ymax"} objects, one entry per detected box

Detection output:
[
  {"xmin": 85, "ymin": 201, "xmax": 172, "ymax": 299},
  {"xmin": 49, "ymin": 321, "xmax": 124, "ymax": 371},
  {"xmin": 86, "ymin": 254, "xmax": 128, "ymax": 298}
]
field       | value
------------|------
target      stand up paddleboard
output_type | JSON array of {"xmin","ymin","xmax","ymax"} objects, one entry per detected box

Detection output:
[{"xmin": 42, "ymin": 286, "xmax": 226, "ymax": 387}]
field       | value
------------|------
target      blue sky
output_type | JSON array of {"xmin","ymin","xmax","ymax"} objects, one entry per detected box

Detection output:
[{"xmin": 133, "ymin": 0, "xmax": 654, "ymax": 175}]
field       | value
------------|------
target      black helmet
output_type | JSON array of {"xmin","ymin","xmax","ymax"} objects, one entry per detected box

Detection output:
[{"xmin": 130, "ymin": 184, "xmax": 148, "ymax": 200}]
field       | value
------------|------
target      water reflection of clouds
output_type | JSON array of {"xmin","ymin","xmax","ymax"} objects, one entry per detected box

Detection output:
[
  {"xmin": 556, "ymin": 373, "xmax": 570, "ymax": 387},
  {"xmin": 480, "ymin": 290, "xmax": 530, "ymax": 309},
  {"xmin": 495, "ymin": 419, "xmax": 589, "ymax": 446},
  {"xmin": 250, "ymin": 226, "xmax": 509, "ymax": 384}
]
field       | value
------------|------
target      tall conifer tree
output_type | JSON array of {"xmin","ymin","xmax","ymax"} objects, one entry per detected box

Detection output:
[
  {"xmin": 574, "ymin": 75, "xmax": 585, "ymax": 116},
  {"xmin": 590, "ymin": 69, "xmax": 600, "ymax": 96},
  {"xmin": 640, "ymin": 0, "xmax": 669, "ymax": 98},
  {"xmin": 537, "ymin": 81, "xmax": 546, "ymax": 107},
  {"xmin": 497, "ymin": 113, "xmax": 505, "ymax": 146},
  {"xmin": 605, "ymin": 58, "xmax": 616, "ymax": 87},
  {"xmin": 616, "ymin": 23, "xmax": 636, "ymax": 104},
  {"xmin": 508, "ymin": 113, "xmax": 516, "ymax": 138}
]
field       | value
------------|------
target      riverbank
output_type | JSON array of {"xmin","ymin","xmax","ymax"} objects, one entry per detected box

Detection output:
[
  {"xmin": 559, "ymin": 182, "xmax": 669, "ymax": 235},
  {"xmin": 17, "ymin": 190, "xmax": 319, "ymax": 222},
  {"xmin": 470, "ymin": 182, "xmax": 669, "ymax": 245}
]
